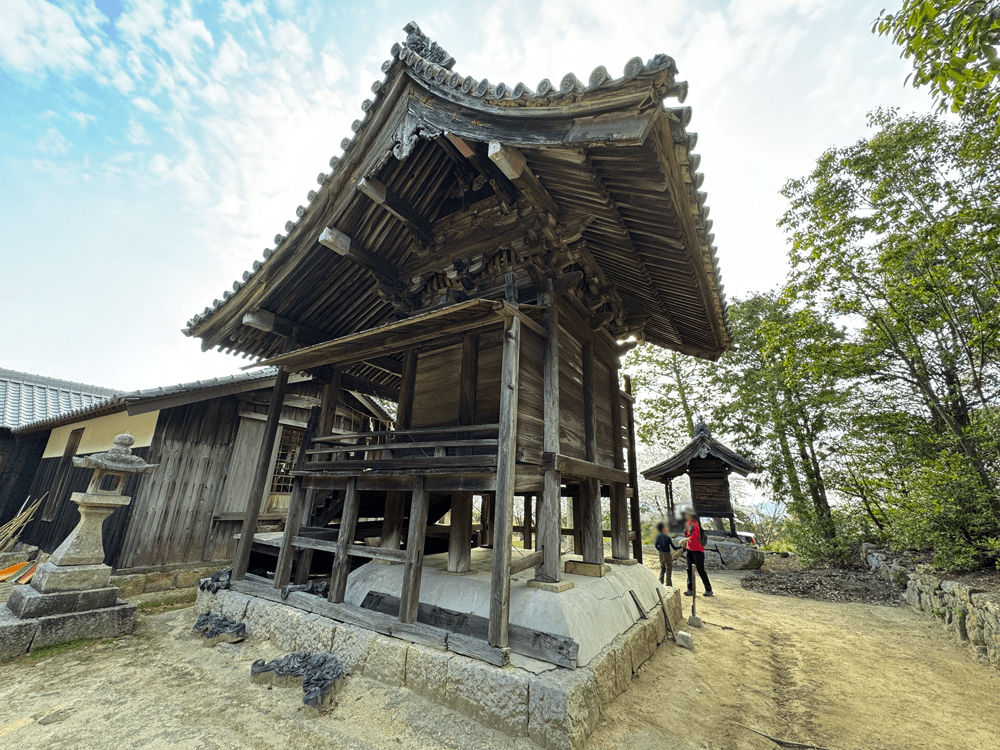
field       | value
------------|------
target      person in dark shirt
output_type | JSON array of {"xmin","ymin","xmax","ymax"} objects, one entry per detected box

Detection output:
[
  {"xmin": 654, "ymin": 521, "xmax": 682, "ymax": 586},
  {"xmin": 680, "ymin": 506, "xmax": 713, "ymax": 597}
]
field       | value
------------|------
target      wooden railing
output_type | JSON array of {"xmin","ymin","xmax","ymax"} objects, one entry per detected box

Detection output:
[{"xmin": 295, "ymin": 424, "xmax": 501, "ymax": 475}]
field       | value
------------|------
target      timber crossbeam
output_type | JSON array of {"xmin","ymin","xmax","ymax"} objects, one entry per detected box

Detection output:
[
  {"xmin": 509, "ymin": 549, "xmax": 544, "ymax": 575},
  {"xmin": 230, "ymin": 579, "xmax": 514, "ymax": 667},
  {"xmin": 542, "ymin": 453, "xmax": 630, "ymax": 485}
]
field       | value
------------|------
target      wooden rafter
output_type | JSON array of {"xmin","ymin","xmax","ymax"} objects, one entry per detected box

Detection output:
[
  {"xmin": 572, "ymin": 150, "xmax": 684, "ymax": 345},
  {"xmin": 357, "ymin": 177, "xmax": 433, "ymax": 245}
]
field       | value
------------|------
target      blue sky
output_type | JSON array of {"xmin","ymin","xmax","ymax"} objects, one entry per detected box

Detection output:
[{"xmin": 0, "ymin": 0, "xmax": 932, "ymax": 391}]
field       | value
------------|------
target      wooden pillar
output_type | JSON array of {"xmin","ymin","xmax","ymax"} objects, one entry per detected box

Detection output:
[
  {"xmin": 580, "ymin": 341, "xmax": 603, "ymax": 565},
  {"xmin": 232, "ymin": 362, "xmax": 291, "ymax": 581},
  {"xmin": 522, "ymin": 496, "xmax": 533, "ymax": 549},
  {"xmin": 296, "ymin": 377, "xmax": 341, "ymax": 583},
  {"xmin": 537, "ymin": 298, "xmax": 562, "ymax": 582},
  {"xmin": 609, "ymin": 358, "xmax": 629, "ymax": 560},
  {"xmin": 292, "ymin": 488, "xmax": 316, "ymax": 585},
  {"xmin": 489, "ymin": 315, "xmax": 520, "ymax": 648},
  {"xmin": 448, "ymin": 334, "xmax": 478, "ymax": 573},
  {"xmin": 274, "ymin": 406, "xmax": 320, "ymax": 588},
  {"xmin": 381, "ymin": 348, "xmax": 417, "ymax": 552},
  {"xmin": 480, "ymin": 493, "xmax": 494, "ymax": 548},
  {"xmin": 399, "ymin": 477, "xmax": 430, "ymax": 623},
  {"xmin": 328, "ymin": 477, "xmax": 360, "ymax": 603},
  {"xmin": 571, "ymin": 495, "xmax": 583, "ymax": 554},
  {"xmin": 319, "ymin": 374, "xmax": 342, "ymax": 437},
  {"xmin": 624, "ymin": 375, "xmax": 643, "ymax": 563}
]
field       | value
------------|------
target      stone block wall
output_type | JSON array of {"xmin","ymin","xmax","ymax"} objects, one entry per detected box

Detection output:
[
  {"xmin": 862, "ymin": 543, "xmax": 1000, "ymax": 670},
  {"xmin": 110, "ymin": 562, "xmax": 229, "ymax": 599},
  {"xmin": 195, "ymin": 584, "xmax": 684, "ymax": 750}
]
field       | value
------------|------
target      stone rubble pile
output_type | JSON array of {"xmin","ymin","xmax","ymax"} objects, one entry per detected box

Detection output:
[{"xmin": 671, "ymin": 537, "xmax": 765, "ymax": 570}]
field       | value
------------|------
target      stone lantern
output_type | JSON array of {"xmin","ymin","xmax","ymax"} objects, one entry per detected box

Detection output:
[{"xmin": 1, "ymin": 433, "xmax": 158, "ymax": 660}]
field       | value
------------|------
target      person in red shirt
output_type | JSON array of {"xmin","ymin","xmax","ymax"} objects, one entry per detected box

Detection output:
[{"xmin": 680, "ymin": 506, "xmax": 713, "ymax": 597}]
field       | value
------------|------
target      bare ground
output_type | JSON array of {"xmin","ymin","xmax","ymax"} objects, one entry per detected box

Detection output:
[{"xmin": 1, "ymin": 569, "xmax": 998, "ymax": 750}]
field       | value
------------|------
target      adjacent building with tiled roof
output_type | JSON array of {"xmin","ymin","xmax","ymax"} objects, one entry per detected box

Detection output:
[
  {"xmin": 0, "ymin": 367, "xmax": 390, "ymax": 574},
  {"xmin": 0, "ymin": 369, "xmax": 116, "ymax": 432}
]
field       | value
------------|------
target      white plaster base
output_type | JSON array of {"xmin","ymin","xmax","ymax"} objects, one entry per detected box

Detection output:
[{"xmin": 344, "ymin": 547, "xmax": 675, "ymax": 667}]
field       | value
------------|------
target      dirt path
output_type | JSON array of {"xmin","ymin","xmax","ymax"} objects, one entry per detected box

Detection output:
[
  {"xmin": 588, "ymin": 569, "xmax": 1000, "ymax": 750},
  {"xmin": 0, "ymin": 571, "xmax": 997, "ymax": 750},
  {"xmin": 0, "ymin": 602, "xmax": 535, "ymax": 750}
]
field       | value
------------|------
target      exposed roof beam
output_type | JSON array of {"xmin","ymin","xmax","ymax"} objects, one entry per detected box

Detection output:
[
  {"xmin": 573, "ymin": 152, "xmax": 684, "ymax": 346},
  {"xmin": 318, "ymin": 227, "xmax": 398, "ymax": 281},
  {"xmin": 487, "ymin": 141, "xmax": 559, "ymax": 223},
  {"xmin": 243, "ymin": 309, "xmax": 328, "ymax": 345},
  {"xmin": 439, "ymin": 134, "xmax": 519, "ymax": 207},
  {"xmin": 243, "ymin": 308, "xmax": 402, "ymax": 377},
  {"xmin": 341, "ymin": 372, "xmax": 400, "ymax": 402},
  {"xmin": 357, "ymin": 177, "xmax": 433, "ymax": 245}
]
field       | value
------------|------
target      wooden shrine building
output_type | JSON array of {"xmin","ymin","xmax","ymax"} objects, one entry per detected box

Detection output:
[
  {"xmin": 642, "ymin": 421, "xmax": 756, "ymax": 535},
  {"xmin": 184, "ymin": 22, "xmax": 731, "ymax": 657}
]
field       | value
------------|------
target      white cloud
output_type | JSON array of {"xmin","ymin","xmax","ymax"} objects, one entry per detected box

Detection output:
[
  {"xmin": 0, "ymin": 0, "xmax": 93, "ymax": 76},
  {"xmin": 221, "ymin": 0, "xmax": 267, "ymax": 22},
  {"xmin": 132, "ymin": 96, "xmax": 160, "ymax": 114},
  {"xmin": 36, "ymin": 127, "xmax": 71, "ymax": 155},
  {"xmin": 69, "ymin": 111, "xmax": 96, "ymax": 127},
  {"xmin": 126, "ymin": 119, "xmax": 151, "ymax": 145}
]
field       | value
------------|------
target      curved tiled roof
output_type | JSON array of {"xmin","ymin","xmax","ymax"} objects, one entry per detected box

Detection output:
[
  {"xmin": 642, "ymin": 422, "xmax": 757, "ymax": 481},
  {"xmin": 183, "ymin": 21, "xmax": 729, "ymax": 362},
  {"xmin": 0, "ymin": 369, "xmax": 116, "ymax": 431}
]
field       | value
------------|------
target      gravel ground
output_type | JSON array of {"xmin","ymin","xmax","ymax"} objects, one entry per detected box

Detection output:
[{"xmin": 739, "ymin": 566, "xmax": 905, "ymax": 607}]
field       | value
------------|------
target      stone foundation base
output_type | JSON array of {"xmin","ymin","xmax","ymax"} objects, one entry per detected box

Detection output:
[
  {"xmin": 195, "ymin": 583, "xmax": 682, "ymax": 750},
  {"xmin": 6, "ymin": 585, "xmax": 119, "ymax": 619},
  {"xmin": 31, "ymin": 562, "xmax": 112, "ymax": 593},
  {"xmin": 0, "ymin": 601, "xmax": 136, "ymax": 661}
]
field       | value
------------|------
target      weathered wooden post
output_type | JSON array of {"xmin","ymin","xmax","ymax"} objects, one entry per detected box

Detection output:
[{"xmin": 488, "ymin": 314, "xmax": 520, "ymax": 648}]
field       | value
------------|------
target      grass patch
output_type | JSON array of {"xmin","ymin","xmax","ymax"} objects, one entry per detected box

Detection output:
[
  {"xmin": 138, "ymin": 589, "xmax": 197, "ymax": 614},
  {"xmin": 24, "ymin": 637, "xmax": 103, "ymax": 661}
]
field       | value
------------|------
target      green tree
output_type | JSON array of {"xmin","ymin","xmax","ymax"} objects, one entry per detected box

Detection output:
[
  {"xmin": 781, "ymin": 99, "xmax": 1000, "ymax": 568},
  {"xmin": 710, "ymin": 294, "xmax": 850, "ymax": 555},
  {"xmin": 875, "ymin": 1, "xmax": 1000, "ymax": 116},
  {"xmin": 623, "ymin": 346, "xmax": 710, "ymax": 449}
]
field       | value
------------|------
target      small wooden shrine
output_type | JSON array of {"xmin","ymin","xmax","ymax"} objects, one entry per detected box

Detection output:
[
  {"xmin": 642, "ymin": 421, "xmax": 755, "ymax": 535},
  {"xmin": 184, "ymin": 22, "xmax": 731, "ymax": 659}
]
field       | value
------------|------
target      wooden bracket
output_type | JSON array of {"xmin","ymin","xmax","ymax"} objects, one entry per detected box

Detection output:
[{"xmin": 319, "ymin": 226, "xmax": 398, "ymax": 280}]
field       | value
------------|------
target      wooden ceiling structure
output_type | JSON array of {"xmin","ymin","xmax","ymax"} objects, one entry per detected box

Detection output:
[{"xmin": 184, "ymin": 22, "xmax": 731, "ymax": 398}]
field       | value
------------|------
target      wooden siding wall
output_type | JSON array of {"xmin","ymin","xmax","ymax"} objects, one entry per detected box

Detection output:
[
  {"xmin": 0, "ymin": 431, "xmax": 47, "ymax": 525},
  {"xmin": 408, "ymin": 328, "xmax": 548, "ymax": 464},
  {"xmin": 405, "ymin": 308, "xmax": 625, "ymax": 471},
  {"xmin": 689, "ymin": 457, "xmax": 734, "ymax": 516},
  {"xmin": 117, "ymin": 397, "xmax": 241, "ymax": 569},
  {"xmin": 557, "ymin": 309, "xmax": 619, "ymax": 468},
  {"xmin": 19, "ymin": 447, "xmax": 150, "ymax": 568}
]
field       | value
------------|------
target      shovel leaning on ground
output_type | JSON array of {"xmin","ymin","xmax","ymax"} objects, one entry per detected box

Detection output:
[{"xmin": 688, "ymin": 574, "xmax": 702, "ymax": 628}]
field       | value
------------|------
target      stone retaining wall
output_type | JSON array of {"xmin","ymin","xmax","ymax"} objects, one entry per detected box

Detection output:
[
  {"xmin": 111, "ymin": 562, "xmax": 229, "ymax": 599},
  {"xmin": 195, "ymin": 584, "xmax": 684, "ymax": 750},
  {"xmin": 862, "ymin": 543, "xmax": 1000, "ymax": 669}
]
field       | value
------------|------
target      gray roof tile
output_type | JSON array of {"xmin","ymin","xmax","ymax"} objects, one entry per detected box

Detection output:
[{"xmin": 0, "ymin": 369, "xmax": 117, "ymax": 430}]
